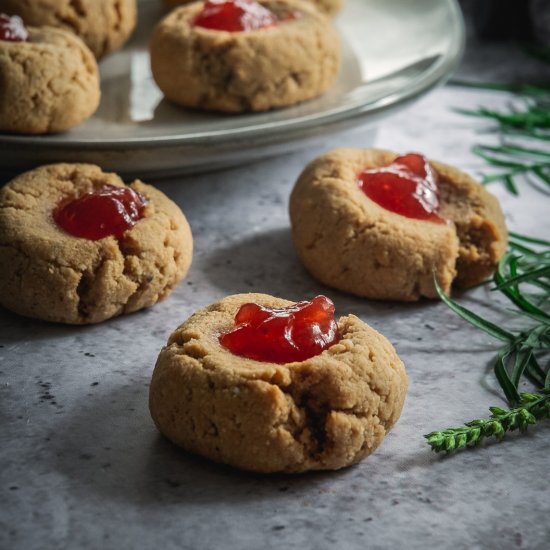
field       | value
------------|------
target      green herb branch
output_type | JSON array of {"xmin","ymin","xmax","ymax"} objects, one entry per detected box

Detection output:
[
  {"xmin": 425, "ymin": 390, "xmax": 550, "ymax": 453},
  {"xmin": 425, "ymin": 232, "xmax": 550, "ymax": 453},
  {"xmin": 449, "ymin": 79, "xmax": 550, "ymax": 194}
]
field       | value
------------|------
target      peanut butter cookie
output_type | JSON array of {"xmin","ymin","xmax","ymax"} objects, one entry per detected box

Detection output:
[
  {"xmin": 0, "ymin": 164, "xmax": 193, "ymax": 324},
  {"xmin": 150, "ymin": 0, "xmax": 341, "ymax": 112},
  {"xmin": 289, "ymin": 148, "xmax": 508, "ymax": 301},
  {"xmin": 162, "ymin": 0, "xmax": 343, "ymax": 17},
  {"xmin": 149, "ymin": 293, "xmax": 408, "ymax": 473},
  {"xmin": 0, "ymin": 22, "xmax": 100, "ymax": 134},
  {"xmin": 0, "ymin": 0, "xmax": 137, "ymax": 59}
]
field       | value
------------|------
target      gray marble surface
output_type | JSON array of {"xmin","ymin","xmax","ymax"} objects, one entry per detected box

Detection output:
[{"xmin": 2, "ymin": 9, "xmax": 550, "ymax": 550}]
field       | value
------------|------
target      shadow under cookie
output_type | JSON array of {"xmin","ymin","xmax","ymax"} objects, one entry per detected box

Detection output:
[
  {"xmin": 199, "ymin": 225, "xmax": 447, "ymax": 332},
  {"xmin": 201, "ymin": 227, "xmax": 324, "ymax": 299},
  {"xmin": 30, "ymin": 381, "xmax": 346, "ymax": 508}
]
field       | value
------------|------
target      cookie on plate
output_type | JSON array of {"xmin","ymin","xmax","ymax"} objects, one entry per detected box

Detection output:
[
  {"xmin": 311, "ymin": 0, "xmax": 343, "ymax": 16},
  {"xmin": 0, "ymin": 164, "xmax": 193, "ymax": 324},
  {"xmin": 0, "ymin": 0, "xmax": 137, "ymax": 59},
  {"xmin": 289, "ymin": 148, "xmax": 508, "ymax": 301},
  {"xmin": 149, "ymin": 293, "xmax": 408, "ymax": 473},
  {"xmin": 150, "ymin": 0, "xmax": 341, "ymax": 112},
  {"xmin": 0, "ymin": 15, "xmax": 100, "ymax": 134},
  {"xmin": 162, "ymin": 0, "xmax": 344, "ymax": 17}
]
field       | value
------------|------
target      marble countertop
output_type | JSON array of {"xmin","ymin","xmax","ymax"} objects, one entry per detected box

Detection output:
[{"xmin": 2, "ymin": 6, "xmax": 550, "ymax": 550}]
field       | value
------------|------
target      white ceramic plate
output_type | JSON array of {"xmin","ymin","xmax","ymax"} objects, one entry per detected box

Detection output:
[{"xmin": 0, "ymin": 0, "xmax": 465, "ymax": 178}]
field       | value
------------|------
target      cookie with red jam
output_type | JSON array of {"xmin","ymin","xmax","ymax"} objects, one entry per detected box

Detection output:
[
  {"xmin": 0, "ymin": 164, "xmax": 193, "ymax": 324},
  {"xmin": 150, "ymin": 0, "xmax": 341, "ymax": 112},
  {"xmin": 162, "ymin": 0, "xmax": 344, "ymax": 18},
  {"xmin": 0, "ymin": 15, "xmax": 100, "ymax": 134},
  {"xmin": 289, "ymin": 148, "xmax": 508, "ymax": 301},
  {"xmin": 149, "ymin": 293, "xmax": 408, "ymax": 473},
  {"xmin": 0, "ymin": 0, "xmax": 137, "ymax": 59}
]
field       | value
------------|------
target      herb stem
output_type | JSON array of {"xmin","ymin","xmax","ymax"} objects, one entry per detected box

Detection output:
[
  {"xmin": 425, "ymin": 391, "xmax": 550, "ymax": 453},
  {"xmin": 428, "ymin": 232, "xmax": 550, "ymax": 453},
  {"xmin": 453, "ymin": 80, "xmax": 550, "ymax": 193}
]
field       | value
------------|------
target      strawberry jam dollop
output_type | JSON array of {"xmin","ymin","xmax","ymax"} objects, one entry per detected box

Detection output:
[
  {"xmin": 54, "ymin": 185, "xmax": 148, "ymax": 240},
  {"xmin": 358, "ymin": 153, "xmax": 445, "ymax": 224},
  {"xmin": 219, "ymin": 295, "xmax": 340, "ymax": 363},
  {"xmin": 193, "ymin": 0, "xmax": 278, "ymax": 32},
  {"xmin": 0, "ymin": 14, "xmax": 29, "ymax": 42}
]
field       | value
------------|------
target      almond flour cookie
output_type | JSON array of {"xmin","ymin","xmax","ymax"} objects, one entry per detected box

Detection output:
[
  {"xmin": 0, "ymin": 19, "xmax": 100, "ymax": 134},
  {"xmin": 0, "ymin": 0, "xmax": 137, "ymax": 59},
  {"xmin": 311, "ymin": 0, "xmax": 343, "ymax": 16},
  {"xmin": 162, "ymin": 0, "xmax": 343, "ymax": 17},
  {"xmin": 150, "ymin": 0, "xmax": 341, "ymax": 112},
  {"xmin": 0, "ymin": 164, "xmax": 193, "ymax": 324},
  {"xmin": 289, "ymin": 149, "xmax": 508, "ymax": 301},
  {"xmin": 149, "ymin": 293, "xmax": 408, "ymax": 473}
]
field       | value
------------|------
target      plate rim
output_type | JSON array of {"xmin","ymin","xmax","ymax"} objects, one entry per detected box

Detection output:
[{"xmin": 0, "ymin": 0, "xmax": 465, "ymax": 151}]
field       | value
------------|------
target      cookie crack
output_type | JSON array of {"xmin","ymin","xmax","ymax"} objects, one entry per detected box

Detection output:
[
  {"xmin": 69, "ymin": 0, "xmax": 86, "ymax": 18},
  {"xmin": 274, "ymin": 378, "xmax": 385, "ymax": 463},
  {"xmin": 118, "ymin": 242, "xmax": 178, "ymax": 312},
  {"xmin": 75, "ymin": 252, "xmax": 113, "ymax": 320},
  {"xmin": 295, "ymin": 393, "xmax": 329, "ymax": 457},
  {"xmin": 54, "ymin": 12, "xmax": 81, "ymax": 37},
  {"xmin": 75, "ymin": 269, "xmax": 93, "ymax": 319},
  {"xmin": 113, "ymin": 0, "xmax": 123, "ymax": 32}
]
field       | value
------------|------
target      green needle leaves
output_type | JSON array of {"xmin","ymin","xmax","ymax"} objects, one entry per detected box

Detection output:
[
  {"xmin": 450, "ymin": 80, "xmax": 550, "ymax": 194},
  {"xmin": 426, "ymin": 232, "xmax": 550, "ymax": 453},
  {"xmin": 425, "ymin": 390, "xmax": 550, "ymax": 453}
]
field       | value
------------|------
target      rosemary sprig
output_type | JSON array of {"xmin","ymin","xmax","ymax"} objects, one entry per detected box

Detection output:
[
  {"xmin": 449, "ymin": 79, "xmax": 550, "ymax": 97},
  {"xmin": 425, "ymin": 390, "xmax": 550, "ymax": 452},
  {"xmin": 425, "ymin": 232, "xmax": 550, "ymax": 453},
  {"xmin": 450, "ymin": 80, "xmax": 550, "ymax": 193}
]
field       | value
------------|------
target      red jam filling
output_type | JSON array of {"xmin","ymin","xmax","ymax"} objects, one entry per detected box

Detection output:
[
  {"xmin": 358, "ymin": 153, "xmax": 445, "ymax": 224},
  {"xmin": 219, "ymin": 295, "xmax": 340, "ymax": 363},
  {"xmin": 193, "ymin": 0, "xmax": 278, "ymax": 32},
  {"xmin": 54, "ymin": 185, "xmax": 148, "ymax": 240},
  {"xmin": 0, "ymin": 14, "xmax": 29, "ymax": 42}
]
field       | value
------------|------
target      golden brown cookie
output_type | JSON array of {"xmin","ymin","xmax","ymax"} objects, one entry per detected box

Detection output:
[
  {"xmin": 289, "ymin": 148, "xmax": 508, "ymax": 301},
  {"xmin": 0, "ymin": 25, "xmax": 100, "ymax": 134},
  {"xmin": 150, "ymin": 0, "xmax": 341, "ymax": 112},
  {"xmin": 149, "ymin": 293, "xmax": 408, "ymax": 473},
  {"xmin": 162, "ymin": 0, "xmax": 344, "ymax": 17},
  {"xmin": 311, "ymin": 0, "xmax": 343, "ymax": 16},
  {"xmin": 0, "ymin": 164, "xmax": 193, "ymax": 324},
  {"xmin": 0, "ymin": 0, "xmax": 137, "ymax": 59}
]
